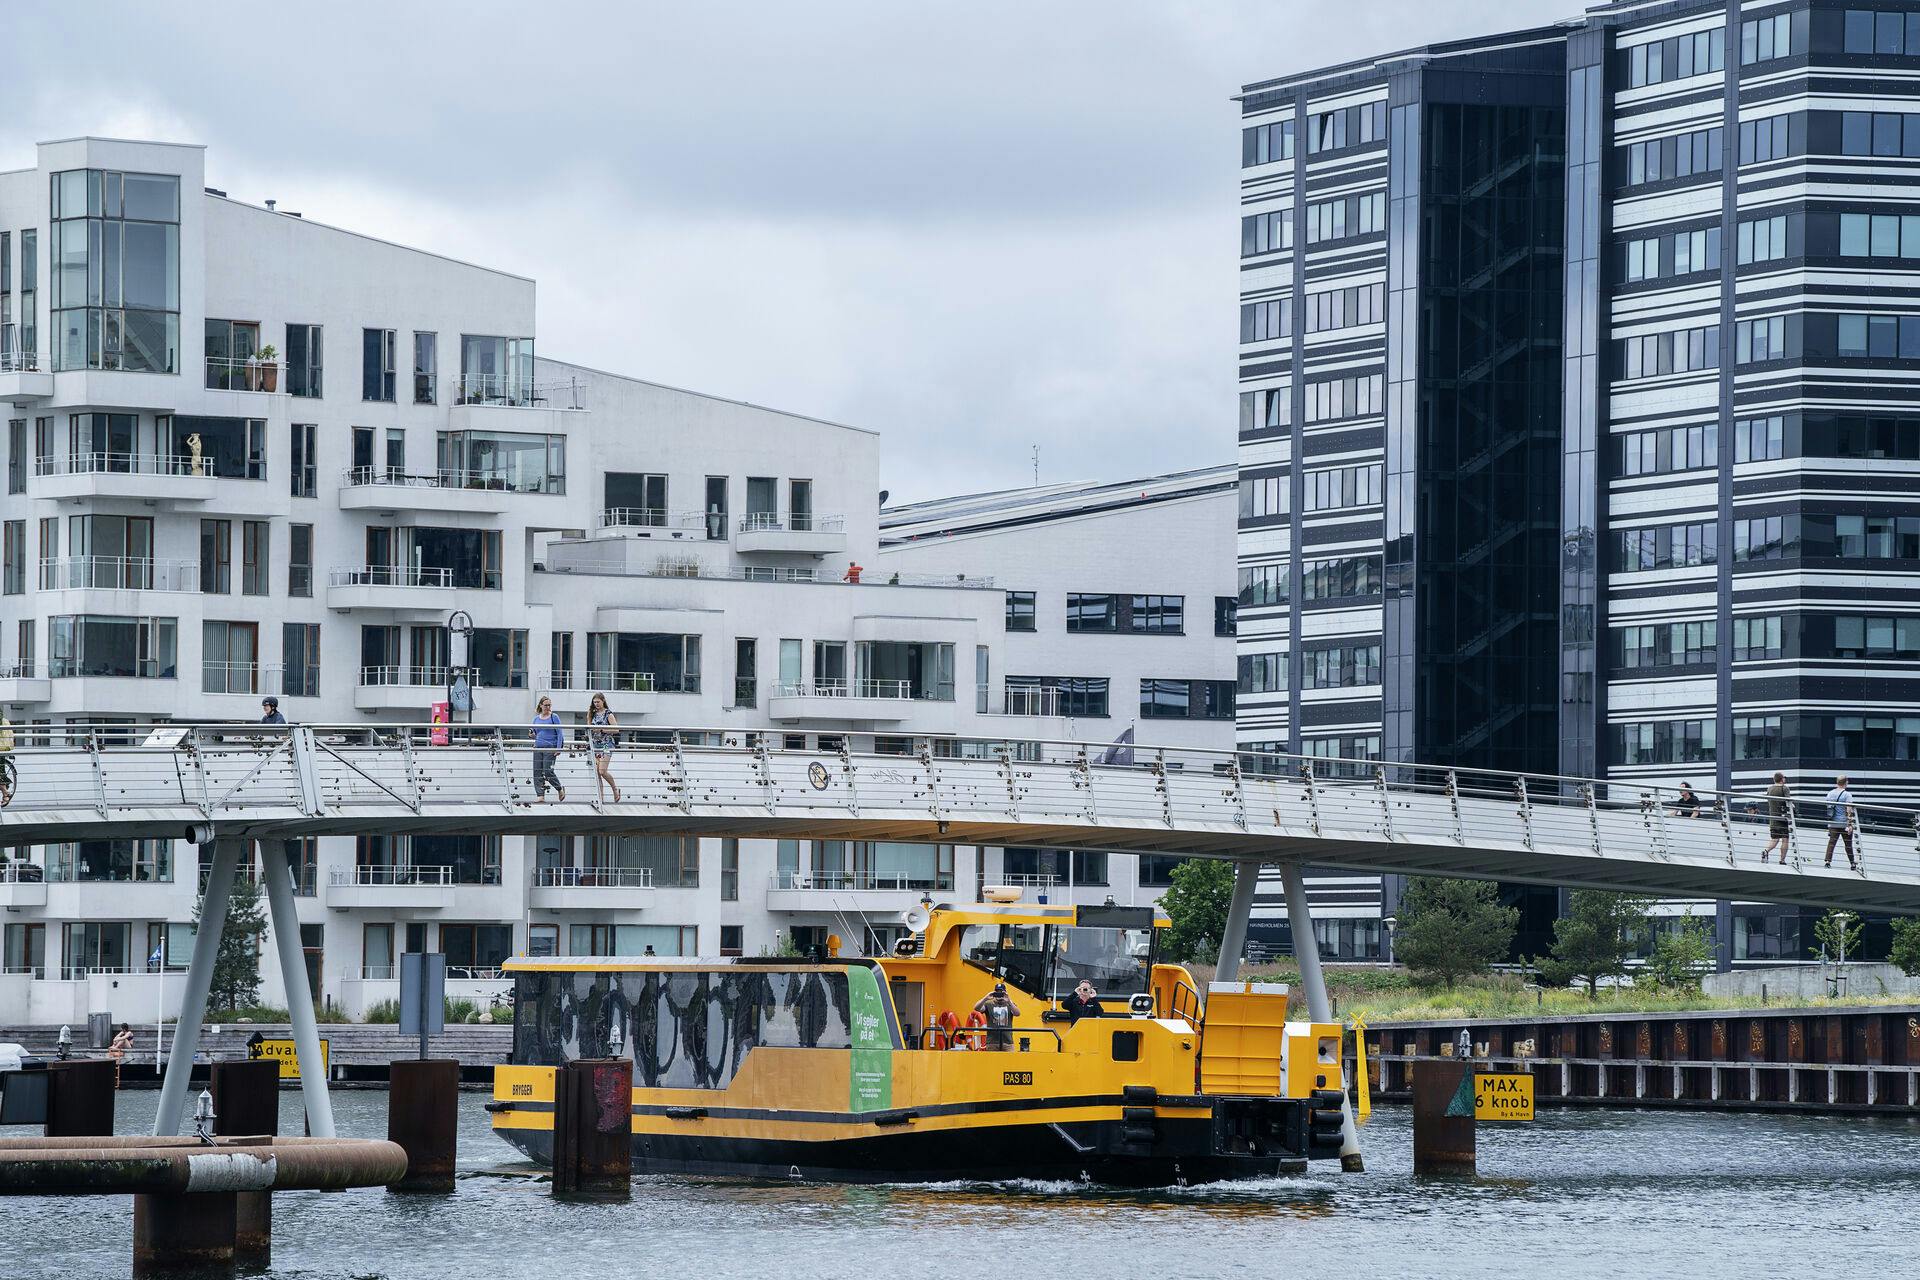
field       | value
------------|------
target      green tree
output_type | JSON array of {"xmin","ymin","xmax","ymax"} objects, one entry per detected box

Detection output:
[
  {"xmin": 1643, "ymin": 915, "xmax": 1714, "ymax": 993},
  {"xmin": 1533, "ymin": 891, "xmax": 1650, "ymax": 997},
  {"xmin": 1810, "ymin": 909, "xmax": 1863, "ymax": 964},
  {"xmin": 1161, "ymin": 859, "xmax": 1236, "ymax": 964},
  {"xmin": 1394, "ymin": 878, "xmax": 1517, "ymax": 988},
  {"xmin": 1890, "ymin": 919, "xmax": 1920, "ymax": 978},
  {"xmin": 200, "ymin": 872, "xmax": 268, "ymax": 1015}
]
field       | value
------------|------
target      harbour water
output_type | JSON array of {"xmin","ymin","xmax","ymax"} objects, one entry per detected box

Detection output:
[{"xmin": 7, "ymin": 1091, "xmax": 1919, "ymax": 1278}]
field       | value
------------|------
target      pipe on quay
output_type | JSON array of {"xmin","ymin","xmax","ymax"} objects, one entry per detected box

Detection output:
[{"xmin": 0, "ymin": 1136, "xmax": 409, "ymax": 1196}]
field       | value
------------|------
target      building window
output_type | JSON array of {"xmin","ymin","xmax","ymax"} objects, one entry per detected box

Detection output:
[
  {"xmin": 1620, "ymin": 226, "xmax": 1722, "ymax": 282},
  {"xmin": 49, "ymin": 168, "xmax": 180, "ymax": 373},
  {"xmin": 1736, "ymin": 215, "xmax": 1790, "ymax": 265},
  {"xmin": 1065, "ymin": 593, "xmax": 1182, "ymax": 634},
  {"xmin": 199, "ymin": 519, "xmax": 231, "ymax": 594},
  {"xmin": 7, "ymin": 419, "xmax": 24, "ymax": 494},
  {"xmin": 1305, "ymin": 101, "xmax": 1385, "ymax": 155},
  {"xmin": 1303, "ymin": 462, "xmax": 1382, "ymax": 512},
  {"xmin": 1304, "ymin": 192, "xmax": 1385, "ymax": 244},
  {"xmin": 1615, "ymin": 620, "xmax": 1717, "ymax": 670},
  {"xmin": 1838, "ymin": 111, "xmax": 1920, "ymax": 158},
  {"xmin": 1239, "ymin": 299, "xmax": 1290, "ymax": 344},
  {"xmin": 1303, "ymin": 373, "xmax": 1383, "ymax": 423},
  {"xmin": 1614, "ymin": 522, "xmax": 1719, "ymax": 572},
  {"xmin": 241, "ymin": 520, "xmax": 268, "ymax": 596},
  {"xmin": 1240, "ymin": 209, "xmax": 1293, "ymax": 257},
  {"xmin": 290, "ymin": 422, "xmax": 316, "ymax": 497},
  {"xmin": 1140, "ymin": 678, "xmax": 1234, "ymax": 720},
  {"xmin": 362, "ymin": 328, "xmax": 396, "ymax": 402},
  {"xmin": 1842, "ymin": 9, "xmax": 1920, "ymax": 55},
  {"xmin": 413, "ymin": 331, "xmax": 437, "ymax": 404},
  {"xmin": 734, "ymin": 638, "xmax": 756, "ymax": 708},
  {"xmin": 1006, "ymin": 675, "xmax": 1108, "ymax": 717},
  {"xmin": 1733, "ymin": 615, "xmax": 1785, "ymax": 661},
  {"xmin": 1613, "ymin": 718, "xmax": 1717, "ymax": 766},
  {"xmin": 1738, "ymin": 114, "xmax": 1795, "ymax": 165},
  {"xmin": 1238, "ymin": 471, "xmax": 1287, "ymax": 523},
  {"xmin": 1305, "ymin": 282, "xmax": 1384, "ymax": 333},
  {"xmin": 1237, "ymin": 651, "xmax": 1284, "ymax": 694},
  {"xmin": 586, "ymin": 632, "xmax": 701, "ymax": 694},
  {"xmin": 1618, "ymin": 422, "xmax": 1718, "ymax": 476},
  {"xmin": 1215, "ymin": 596, "xmax": 1237, "ymax": 637},
  {"xmin": 49, "ymin": 615, "xmax": 177, "ymax": 678},
  {"xmin": 1301, "ymin": 642, "xmax": 1381, "ymax": 689},
  {"xmin": 1300, "ymin": 555, "xmax": 1381, "ymax": 603},
  {"xmin": 283, "ymin": 623, "xmax": 320, "ymax": 697},
  {"xmin": 1739, "ymin": 12, "xmax": 1794, "ymax": 64},
  {"xmin": 288, "ymin": 523, "xmax": 312, "ymax": 598},
  {"xmin": 1617, "ymin": 324, "xmax": 1721, "ymax": 378},
  {"xmin": 1138, "ymin": 855, "xmax": 1184, "ymax": 888},
  {"xmin": 285, "ymin": 323, "xmax": 322, "ymax": 398},
  {"xmin": 1733, "ymin": 515, "xmax": 1789, "ymax": 562},
  {"xmin": 1618, "ymin": 127, "xmax": 1723, "ymax": 188},
  {"xmin": 1, "ymin": 520, "xmax": 21, "ymax": 595},
  {"xmin": 1621, "ymin": 27, "xmax": 1725, "ymax": 88},
  {"xmin": 202, "ymin": 620, "xmax": 261, "ymax": 694},
  {"xmin": 1238, "ymin": 563, "xmax": 1288, "ymax": 607},
  {"xmin": 1004, "ymin": 590, "xmax": 1036, "ymax": 632},
  {"xmin": 1238, "ymin": 388, "xmax": 1289, "ymax": 436},
  {"xmin": 719, "ymin": 925, "xmax": 744, "ymax": 958},
  {"xmin": 437, "ymin": 429, "xmax": 566, "ymax": 494},
  {"xmin": 721, "ymin": 839, "xmax": 739, "ymax": 901},
  {"xmin": 1241, "ymin": 119, "xmax": 1295, "ymax": 166}
]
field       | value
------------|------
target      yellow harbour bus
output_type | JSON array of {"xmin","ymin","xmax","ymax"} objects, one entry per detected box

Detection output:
[{"xmin": 489, "ymin": 897, "xmax": 1348, "ymax": 1184}]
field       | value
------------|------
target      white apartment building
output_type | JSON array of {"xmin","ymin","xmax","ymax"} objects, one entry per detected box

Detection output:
[{"xmin": 0, "ymin": 136, "xmax": 1235, "ymax": 1024}]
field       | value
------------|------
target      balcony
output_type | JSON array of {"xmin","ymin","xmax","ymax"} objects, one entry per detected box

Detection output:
[
  {"xmin": 0, "ymin": 864, "xmax": 47, "ymax": 910},
  {"xmin": 528, "ymin": 866, "xmax": 657, "ymax": 912},
  {"xmin": 0, "ymin": 661, "xmax": 51, "ymax": 703},
  {"xmin": 0, "ymin": 351, "xmax": 52, "ymax": 401},
  {"xmin": 765, "ymin": 870, "xmax": 955, "ymax": 913},
  {"xmin": 733, "ymin": 512, "xmax": 849, "ymax": 557},
  {"xmin": 356, "ymin": 665, "xmax": 528, "ymax": 711},
  {"xmin": 595, "ymin": 509, "xmax": 712, "ymax": 544},
  {"xmin": 203, "ymin": 355, "xmax": 285, "ymax": 395},
  {"xmin": 447, "ymin": 376, "xmax": 585, "ymax": 435},
  {"xmin": 768, "ymin": 680, "xmax": 955, "ymax": 729},
  {"xmin": 202, "ymin": 661, "xmax": 288, "ymax": 699},
  {"xmin": 325, "ymin": 565, "xmax": 457, "ymax": 615},
  {"xmin": 39, "ymin": 556, "xmax": 201, "ymax": 600},
  {"xmin": 984, "ymin": 685, "xmax": 1065, "ymax": 717},
  {"xmin": 336, "ymin": 467, "xmax": 528, "ymax": 515},
  {"xmin": 32, "ymin": 452, "xmax": 216, "ymax": 504},
  {"xmin": 324, "ymin": 864, "xmax": 456, "ymax": 911}
]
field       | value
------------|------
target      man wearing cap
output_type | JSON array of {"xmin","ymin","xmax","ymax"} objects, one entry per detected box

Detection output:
[{"xmin": 973, "ymin": 982, "xmax": 1021, "ymax": 1051}]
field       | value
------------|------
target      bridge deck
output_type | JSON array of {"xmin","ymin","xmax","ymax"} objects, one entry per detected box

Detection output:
[{"xmin": 2, "ymin": 724, "xmax": 1916, "ymax": 914}]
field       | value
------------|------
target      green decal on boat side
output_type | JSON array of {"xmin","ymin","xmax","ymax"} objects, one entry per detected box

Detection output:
[{"xmin": 847, "ymin": 966, "xmax": 894, "ymax": 1113}]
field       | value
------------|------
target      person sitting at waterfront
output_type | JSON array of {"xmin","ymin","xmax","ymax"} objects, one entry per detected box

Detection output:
[
  {"xmin": 107, "ymin": 1023, "xmax": 134, "ymax": 1061},
  {"xmin": 974, "ymin": 983, "xmax": 1020, "ymax": 1050},
  {"xmin": 1062, "ymin": 980, "xmax": 1106, "ymax": 1024}
]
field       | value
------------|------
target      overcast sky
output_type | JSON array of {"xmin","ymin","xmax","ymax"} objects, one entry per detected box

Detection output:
[{"xmin": 2, "ymin": 0, "xmax": 1534, "ymax": 502}]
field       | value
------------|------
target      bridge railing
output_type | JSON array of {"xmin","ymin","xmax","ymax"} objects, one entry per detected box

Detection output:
[{"xmin": 0, "ymin": 724, "xmax": 1914, "ymax": 887}]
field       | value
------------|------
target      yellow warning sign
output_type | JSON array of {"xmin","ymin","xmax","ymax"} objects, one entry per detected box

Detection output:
[
  {"xmin": 1474, "ymin": 1072, "xmax": 1534, "ymax": 1121},
  {"xmin": 249, "ymin": 1037, "xmax": 329, "ymax": 1081}
]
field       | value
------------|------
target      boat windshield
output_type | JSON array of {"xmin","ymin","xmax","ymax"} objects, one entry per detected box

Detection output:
[{"xmin": 956, "ymin": 922, "xmax": 1153, "ymax": 1001}]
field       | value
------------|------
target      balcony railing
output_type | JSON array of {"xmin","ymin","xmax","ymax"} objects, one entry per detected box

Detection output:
[
  {"xmin": 453, "ymin": 374, "xmax": 584, "ymax": 409},
  {"xmin": 997, "ymin": 873, "xmax": 1062, "ymax": 888},
  {"xmin": 0, "ymin": 351, "xmax": 41, "ymax": 373},
  {"xmin": 771, "ymin": 870, "xmax": 955, "ymax": 892},
  {"xmin": 330, "ymin": 865, "xmax": 457, "ymax": 887},
  {"xmin": 202, "ymin": 661, "xmax": 284, "ymax": 696},
  {"xmin": 342, "ymin": 465, "xmax": 562, "ymax": 495},
  {"xmin": 0, "ymin": 662, "xmax": 35, "ymax": 679},
  {"xmin": 0, "ymin": 966, "xmax": 47, "ymax": 979},
  {"xmin": 583, "ymin": 671, "xmax": 658, "ymax": 693},
  {"xmin": 774, "ymin": 680, "xmax": 921, "ymax": 701},
  {"xmin": 34, "ymin": 452, "xmax": 197, "ymax": 478},
  {"xmin": 40, "ymin": 556, "xmax": 200, "ymax": 593},
  {"xmin": 534, "ymin": 867, "xmax": 654, "ymax": 888},
  {"xmin": 361, "ymin": 964, "xmax": 398, "ymax": 980},
  {"xmin": 600, "ymin": 507, "xmax": 670, "ymax": 529},
  {"xmin": 548, "ymin": 553, "xmax": 994, "ymax": 590},
  {"xmin": 0, "ymin": 864, "xmax": 46, "ymax": 883},
  {"xmin": 738, "ymin": 512, "xmax": 847, "ymax": 534},
  {"xmin": 204, "ymin": 356, "xmax": 283, "ymax": 393},
  {"xmin": 359, "ymin": 665, "xmax": 532, "ymax": 690},
  {"xmin": 328, "ymin": 566, "xmax": 454, "ymax": 589},
  {"xmin": 996, "ymin": 686, "xmax": 1065, "ymax": 717}
]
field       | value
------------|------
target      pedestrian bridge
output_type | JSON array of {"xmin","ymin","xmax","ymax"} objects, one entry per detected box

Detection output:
[{"xmin": 3, "ymin": 723, "xmax": 1917, "ymax": 916}]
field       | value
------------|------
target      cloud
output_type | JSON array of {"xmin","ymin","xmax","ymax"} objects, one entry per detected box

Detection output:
[{"xmin": 0, "ymin": 0, "xmax": 1538, "ymax": 496}]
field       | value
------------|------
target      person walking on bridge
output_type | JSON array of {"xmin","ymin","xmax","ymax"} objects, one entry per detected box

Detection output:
[
  {"xmin": 1823, "ymin": 776, "xmax": 1858, "ymax": 870},
  {"xmin": 1759, "ymin": 772, "xmax": 1792, "ymax": 863},
  {"xmin": 529, "ymin": 695, "xmax": 565, "ymax": 804}
]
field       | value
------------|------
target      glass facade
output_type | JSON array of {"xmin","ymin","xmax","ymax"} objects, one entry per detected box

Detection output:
[{"xmin": 49, "ymin": 169, "xmax": 180, "ymax": 372}]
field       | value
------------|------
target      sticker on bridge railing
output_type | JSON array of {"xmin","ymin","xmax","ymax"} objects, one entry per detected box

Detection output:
[{"xmin": 808, "ymin": 762, "xmax": 831, "ymax": 791}]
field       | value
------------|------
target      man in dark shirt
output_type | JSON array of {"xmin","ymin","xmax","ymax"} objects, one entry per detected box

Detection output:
[
  {"xmin": 974, "ymin": 983, "xmax": 1020, "ymax": 1050},
  {"xmin": 260, "ymin": 697, "xmax": 286, "ymax": 725},
  {"xmin": 1062, "ymin": 980, "xmax": 1106, "ymax": 1024}
]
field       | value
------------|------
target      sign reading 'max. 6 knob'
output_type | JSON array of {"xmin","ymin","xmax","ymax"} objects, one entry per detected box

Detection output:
[{"xmin": 1474, "ymin": 1072, "xmax": 1535, "ymax": 1121}]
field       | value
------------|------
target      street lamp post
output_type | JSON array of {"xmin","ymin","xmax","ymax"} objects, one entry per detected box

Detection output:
[{"xmin": 1383, "ymin": 914, "xmax": 1397, "ymax": 967}]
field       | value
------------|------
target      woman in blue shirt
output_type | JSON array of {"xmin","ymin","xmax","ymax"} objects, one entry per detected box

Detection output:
[{"xmin": 530, "ymin": 695, "xmax": 565, "ymax": 803}]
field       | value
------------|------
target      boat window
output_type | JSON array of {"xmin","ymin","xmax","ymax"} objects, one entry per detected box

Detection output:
[
  {"xmin": 514, "ymin": 967, "xmax": 894, "ymax": 1090},
  {"xmin": 1049, "ymin": 926, "xmax": 1154, "ymax": 1000},
  {"xmin": 957, "ymin": 922, "xmax": 1054, "ymax": 998}
]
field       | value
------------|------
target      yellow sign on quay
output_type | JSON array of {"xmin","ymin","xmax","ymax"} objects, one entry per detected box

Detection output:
[
  {"xmin": 250, "ymin": 1037, "xmax": 329, "ymax": 1081},
  {"xmin": 1474, "ymin": 1072, "xmax": 1534, "ymax": 1121}
]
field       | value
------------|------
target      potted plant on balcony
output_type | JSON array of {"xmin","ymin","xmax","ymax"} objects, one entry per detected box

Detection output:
[{"xmin": 254, "ymin": 344, "xmax": 279, "ymax": 393}]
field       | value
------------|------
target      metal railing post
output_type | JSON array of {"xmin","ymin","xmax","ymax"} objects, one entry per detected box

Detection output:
[
  {"xmin": 1153, "ymin": 748, "xmax": 1173, "ymax": 828},
  {"xmin": 1585, "ymin": 782, "xmax": 1602, "ymax": 857},
  {"xmin": 88, "ymin": 732, "xmax": 107, "ymax": 817},
  {"xmin": 1227, "ymin": 753, "xmax": 1248, "ymax": 831},
  {"xmin": 1374, "ymin": 765, "xmax": 1394, "ymax": 842},
  {"xmin": 755, "ymin": 739, "xmax": 777, "ymax": 814},
  {"xmin": 1514, "ymin": 776, "xmax": 1534, "ymax": 850},
  {"xmin": 920, "ymin": 745, "xmax": 944, "ymax": 823},
  {"xmin": 1075, "ymin": 743, "xmax": 1099, "ymax": 824},
  {"xmin": 1719, "ymin": 797, "xmax": 1736, "ymax": 866},
  {"xmin": 840, "ymin": 737, "xmax": 859, "ymax": 817},
  {"xmin": 999, "ymin": 745, "xmax": 1021, "ymax": 821},
  {"xmin": 289, "ymin": 727, "xmax": 323, "ymax": 816},
  {"xmin": 1447, "ymin": 769, "xmax": 1463, "ymax": 844},
  {"xmin": 399, "ymin": 729, "xmax": 423, "ymax": 812},
  {"xmin": 489, "ymin": 726, "xmax": 518, "ymax": 811},
  {"xmin": 1301, "ymin": 763, "xmax": 1321, "ymax": 837}
]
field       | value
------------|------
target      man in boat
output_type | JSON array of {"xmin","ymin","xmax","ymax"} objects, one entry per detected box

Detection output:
[
  {"xmin": 974, "ymin": 983, "xmax": 1020, "ymax": 1050},
  {"xmin": 1062, "ymin": 979, "xmax": 1106, "ymax": 1024}
]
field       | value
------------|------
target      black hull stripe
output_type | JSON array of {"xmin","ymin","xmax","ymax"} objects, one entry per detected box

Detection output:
[{"xmin": 504, "ymin": 1092, "xmax": 1231, "ymax": 1126}]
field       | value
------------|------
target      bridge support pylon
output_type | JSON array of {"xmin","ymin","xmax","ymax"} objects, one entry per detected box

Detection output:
[
  {"xmin": 154, "ymin": 837, "xmax": 240, "ymax": 1136},
  {"xmin": 1213, "ymin": 859, "xmax": 1262, "ymax": 980},
  {"xmin": 1278, "ymin": 859, "xmax": 1364, "ymax": 1172},
  {"xmin": 264, "ymin": 840, "xmax": 336, "ymax": 1137}
]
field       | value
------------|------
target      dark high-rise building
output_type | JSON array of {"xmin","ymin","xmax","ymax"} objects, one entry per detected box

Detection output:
[{"xmin": 1237, "ymin": 2, "xmax": 1920, "ymax": 965}]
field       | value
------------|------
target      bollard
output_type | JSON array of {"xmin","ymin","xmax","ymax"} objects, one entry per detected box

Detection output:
[
  {"xmin": 133, "ymin": 1190, "xmax": 237, "ymax": 1276},
  {"xmin": 388, "ymin": 1058, "xmax": 461, "ymax": 1193},
  {"xmin": 212, "ymin": 1060, "xmax": 280, "ymax": 1268},
  {"xmin": 550, "ymin": 1058, "xmax": 632, "ymax": 1198},
  {"xmin": 45, "ymin": 1059, "xmax": 117, "ymax": 1137},
  {"xmin": 1411, "ymin": 1059, "xmax": 1476, "ymax": 1176}
]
